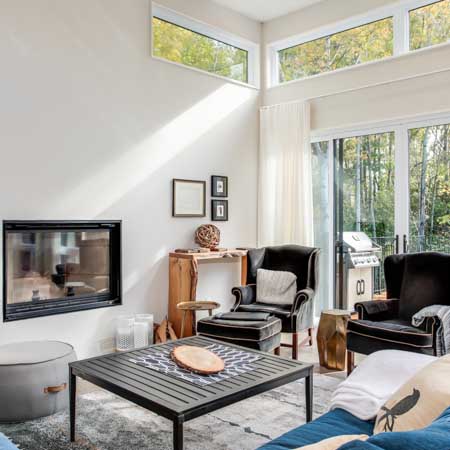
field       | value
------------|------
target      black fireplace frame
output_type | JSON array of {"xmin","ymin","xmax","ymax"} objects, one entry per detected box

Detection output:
[{"xmin": 2, "ymin": 220, "xmax": 122, "ymax": 322}]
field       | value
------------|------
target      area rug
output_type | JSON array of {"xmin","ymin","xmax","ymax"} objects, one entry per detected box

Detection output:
[{"xmin": 0, "ymin": 374, "xmax": 340, "ymax": 450}]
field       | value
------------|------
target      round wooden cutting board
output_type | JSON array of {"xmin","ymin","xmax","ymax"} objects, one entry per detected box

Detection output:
[{"xmin": 171, "ymin": 345, "xmax": 225, "ymax": 375}]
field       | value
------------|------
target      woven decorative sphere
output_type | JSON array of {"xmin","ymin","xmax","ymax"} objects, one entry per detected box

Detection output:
[{"xmin": 195, "ymin": 224, "xmax": 220, "ymax": 249}]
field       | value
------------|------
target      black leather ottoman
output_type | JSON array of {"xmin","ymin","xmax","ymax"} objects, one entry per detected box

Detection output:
[{"xmin": 197, "ymin": 312, "xmax": 282, "ymax": 352}]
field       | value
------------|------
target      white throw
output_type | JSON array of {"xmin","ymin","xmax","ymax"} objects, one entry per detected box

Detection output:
[
  {"xmin": 330, "ymin": 350, "xmax": 436, "ymax": 420},
  {"xmin": 412, "ymin": 305, "xmax": 450, "ymax": 356}
]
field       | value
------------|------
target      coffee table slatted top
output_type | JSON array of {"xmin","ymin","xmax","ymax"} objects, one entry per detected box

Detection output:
[{"xmin": 70, "ymin": 336, "xmax": 313, "ymax": 422}]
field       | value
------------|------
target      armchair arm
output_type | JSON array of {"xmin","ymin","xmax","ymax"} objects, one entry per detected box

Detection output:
[
  {"xmin": 291, "ymin": 288, "xmax": 315, "ymax": 315},
  {"xmin": 231, "ymin": 284, "xmax": 256, "ymax": 311},
  {"xmin": 290, "ymin": 288, "xmax": 315, "ymax": 331},
  {"xmin": 355, "ymin": 299, "xmax": 399, "ymax": 321}
]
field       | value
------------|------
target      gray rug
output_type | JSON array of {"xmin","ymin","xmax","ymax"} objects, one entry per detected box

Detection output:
[{"xmin": 0, "ymin": 374, "xmax": 340, "ymax": 450}]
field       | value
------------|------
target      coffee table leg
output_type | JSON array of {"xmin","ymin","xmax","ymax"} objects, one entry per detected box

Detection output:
[
  {"xmin": 69, "ymin": 368, "xmax": 76, "ymax": 442},
  {"xmin": 305, "ymin": 370, "xmax": 313, "ymax": 423},
  {"xmin": 173, "ymin": 418, "xmax": 184, "ymax": 450}
]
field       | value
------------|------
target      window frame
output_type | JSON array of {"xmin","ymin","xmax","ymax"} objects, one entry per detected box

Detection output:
[
  {"xmin": 152, "ymin": 4, "xmax": 259, "ymax": 88},
  {"xmin": 268, "ymin": 0, "xmax": 449, "ymax": 87}
]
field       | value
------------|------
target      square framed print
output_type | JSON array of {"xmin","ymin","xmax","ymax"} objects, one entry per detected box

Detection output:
[
  {"xmin": 172, "ymin": 179, "xmax": 206, "ymax": 217},
  {"xmin": 211, "ymin": 175, "xmax": 228, "ymax": 197},
  {"xmin": 211, "ymin": 199, "xmax": 228, "ymax": 221}
]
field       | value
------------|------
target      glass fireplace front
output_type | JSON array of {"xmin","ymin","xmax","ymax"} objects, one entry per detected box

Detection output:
[{"xmin": 3, "ymin": 221, "xmax": 121, "ymax": 321}]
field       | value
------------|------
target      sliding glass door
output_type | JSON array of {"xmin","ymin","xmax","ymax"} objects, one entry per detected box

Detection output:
[
  {"xmin": 334, "ymin": 132, "xmax": 397, "ymax": 308},
  {"xmin": 312, "ymin": 115, "xmax": 450, "ymax": 311}
]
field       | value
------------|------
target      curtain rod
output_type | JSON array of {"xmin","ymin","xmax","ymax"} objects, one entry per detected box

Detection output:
[{"xmin": 260, "ymin": 66, "xmax": 450, "ymax": 110}]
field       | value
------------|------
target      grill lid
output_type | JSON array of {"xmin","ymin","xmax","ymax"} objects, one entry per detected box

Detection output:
[{"xmin": 342, "ymin": 232, "xmax": 379, "ymax": 252}]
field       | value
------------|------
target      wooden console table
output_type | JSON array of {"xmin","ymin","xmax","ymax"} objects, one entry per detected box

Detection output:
[{"xmin": 168, "ymin": 250, "xmax": 248, "ymax": 338}]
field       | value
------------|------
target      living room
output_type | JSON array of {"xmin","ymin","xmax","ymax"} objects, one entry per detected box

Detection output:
[{"xmin": 0, "ymin": 0, "xmax": 449, "ymax": 449}]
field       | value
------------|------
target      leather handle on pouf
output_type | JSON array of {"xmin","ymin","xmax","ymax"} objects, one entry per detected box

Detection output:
[{"xmin": 44, "ymin": 382, "xmax": 67, "ymax": 394}]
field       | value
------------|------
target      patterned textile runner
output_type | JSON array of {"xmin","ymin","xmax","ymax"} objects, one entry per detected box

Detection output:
[{"xmin": 129, "ymin": 343, "xmax": 262, "ymax": 386}]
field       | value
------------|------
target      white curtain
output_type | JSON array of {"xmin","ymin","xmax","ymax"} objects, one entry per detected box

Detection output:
[{"xmin": 258, "ymin": 101, "xmax": 314, "ymax": 247}]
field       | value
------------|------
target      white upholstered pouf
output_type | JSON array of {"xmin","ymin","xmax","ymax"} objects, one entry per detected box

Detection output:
[{"xmin": 0, "ymin": 341, "xmax": 77, "ymax": 422}]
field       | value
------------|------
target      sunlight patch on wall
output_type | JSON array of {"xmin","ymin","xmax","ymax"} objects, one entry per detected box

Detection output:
[
  {"xmin": 123, "ymin": 246, "xmax": 168, "ymax": 294},
  {"xmin": 64, "ymin": 84, "xmax": 253, "ymax": 216}
]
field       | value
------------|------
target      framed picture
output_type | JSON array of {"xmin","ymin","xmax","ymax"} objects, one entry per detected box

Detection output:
[
  {"xmin": 172, "ymin": 179, "xmax": 206, "ymax": 217},
  {"xmin": 211, "ymin": 199, "xmax": 228, "ymax": 221},
  {"xmin": 211, "ymin": 175, "xmax": 228, "ymax": 197}
]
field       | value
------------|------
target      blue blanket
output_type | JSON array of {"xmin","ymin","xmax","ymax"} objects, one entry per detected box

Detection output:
[
  {"xmin": 339, "ymin": 406, "xmax": 450, "ymax": 450},
  {"xmin": 258, "ymin": 409, "xmax": 374, "ymax": 449}
]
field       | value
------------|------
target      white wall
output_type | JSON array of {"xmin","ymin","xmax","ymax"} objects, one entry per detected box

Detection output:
[
  {"xmin": 262, "ymin": 0, "xmax": 450, "ymax": 129},
  {"xmin": 0, "ymin": 0, "xmax": 260, "ymax": 358}
]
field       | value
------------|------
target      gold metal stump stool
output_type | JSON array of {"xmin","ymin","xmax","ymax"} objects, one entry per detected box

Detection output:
[
  {"xmin": 317, "ymin": 309, "xmax": 351, "ymax": 371},
  {"xmin": 177, "ymin": 301, "xmax": 221, "ymax": 338}
]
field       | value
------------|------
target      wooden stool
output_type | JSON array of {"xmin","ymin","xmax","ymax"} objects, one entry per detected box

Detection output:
[
  {"xmin": 177, "ymin": 301, "xmax": 221, "ymax": 338},
  {"xmin": 317, "ymin": 309, "xmax": 351, "ymax": 371}
]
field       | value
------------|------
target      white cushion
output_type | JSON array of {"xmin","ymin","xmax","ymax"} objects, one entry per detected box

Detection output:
[
  {"xmin": 374, "ymin": 354, "xmax": 450, "ymax": 433},
  {"xmin": 330, "ymin": 350, "xmax": 436, "ymax": 420},
  {"xmin": 256, "ymin": 268, "xmax": 297, "ymax": 305}
]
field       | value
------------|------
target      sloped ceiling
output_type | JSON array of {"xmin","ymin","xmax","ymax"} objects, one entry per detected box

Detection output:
[{"xmin": 211, "ymin": 0, "xmax": 324, "ymax": 22}]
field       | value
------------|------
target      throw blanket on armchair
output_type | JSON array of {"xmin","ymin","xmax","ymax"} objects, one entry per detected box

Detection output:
[{"xmin": 412, "ymin": 305, "xmax": 450, "ymax": 356}]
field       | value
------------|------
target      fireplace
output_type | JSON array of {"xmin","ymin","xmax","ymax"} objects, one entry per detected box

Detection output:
[{"xmin": 3, "ymin": 221, "xmax": 122, "ymax": 321}]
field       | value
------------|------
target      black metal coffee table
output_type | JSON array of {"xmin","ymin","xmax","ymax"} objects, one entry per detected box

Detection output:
[{"xmin": 69, "ymin": 336, "xmax": 313, "ymax": 450}]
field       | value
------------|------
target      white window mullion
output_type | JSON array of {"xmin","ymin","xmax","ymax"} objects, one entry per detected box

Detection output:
[
  {"xmin": 393, "ymin": 8, "xmax": 410, "ymax": 55},
  {"xmin": 394, "ymin": 126, "xmax": 410, "ymax": 252},
  {"xmin": 267, "ymin": 46, "xmax": 279, "ymax": 88},
  {"xmin": 327, "ymin": 139, "xmax": 335, "ymax": 310}
]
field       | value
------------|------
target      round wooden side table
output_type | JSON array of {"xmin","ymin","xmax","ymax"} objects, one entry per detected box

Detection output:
[
  {"xmin": 177, "ymin": 301, "xmax": 221, "ymax": 338},
  {"xmin": 317, "ymin": 309, "xmax": 351, "ymax": 371}
]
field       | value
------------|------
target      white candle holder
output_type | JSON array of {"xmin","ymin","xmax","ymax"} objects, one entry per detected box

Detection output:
[{"xmin": 116, "ymin": 315, "xmax": 135, "ymax": 352}]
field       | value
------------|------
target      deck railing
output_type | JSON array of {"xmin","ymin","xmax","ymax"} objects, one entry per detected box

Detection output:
[{"xmin": 372, "ymin": 234, "xmax": 450, "ymax": 294}]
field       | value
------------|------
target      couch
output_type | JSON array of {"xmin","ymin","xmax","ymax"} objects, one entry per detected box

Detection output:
[
  {"xmin": 259, "ymin": 407, "xmax": 450, "ymax": 450},
  {"xmin": 259, "ymin": 349, "xmax": 450, "ymax": 450},
  {"xmin": 259, "ymin": 408, "xmax": 374, "ymax": 449}
]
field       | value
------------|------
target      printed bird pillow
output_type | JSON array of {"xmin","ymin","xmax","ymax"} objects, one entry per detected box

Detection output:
[{"xmin": 374, "ymin": 354, "xmax": 450, "ymax": 433}]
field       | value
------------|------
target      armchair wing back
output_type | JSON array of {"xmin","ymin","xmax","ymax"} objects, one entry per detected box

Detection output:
[
  {"xmin": 245, "ymin": 245, "xmax": 319, "ymax": 292},
  {"xmin": 385, "ymin": 252, "xmax": 450, "ymax": 320}
]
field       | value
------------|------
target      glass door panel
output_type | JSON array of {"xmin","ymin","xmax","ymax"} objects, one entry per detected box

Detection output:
[
  {"xmin": 335, "ymin": 132, "xmax": 396, "ymax": 308},
  {"xmin": 408, "ymin": 123, "xmax": 450, "ymax": 253},
  {"xmin": 312, "ymin": 141, "xmax": 332, "ymax": 316}
]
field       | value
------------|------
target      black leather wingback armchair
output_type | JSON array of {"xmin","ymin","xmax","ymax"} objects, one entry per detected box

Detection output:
[
  {"xmin": 232, "ymin": 245, "xmax": 320, "ymax": 359},
  {"xmin": 347, "ymin": 252, "xmax": 450, "ymax": 373}
]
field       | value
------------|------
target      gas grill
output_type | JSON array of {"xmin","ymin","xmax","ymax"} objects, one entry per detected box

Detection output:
[{"xmin": 341, "ymin": 232, "xmax": 381, "ymax": 312}]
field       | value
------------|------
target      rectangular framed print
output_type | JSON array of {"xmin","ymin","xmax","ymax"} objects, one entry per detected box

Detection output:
[
  {"xmin": 211, "ymin": 199, "xmax": 228, "ymax": 221},
  {"xmin": 172, "ymin": 179, "xmax": 206, "ymax": 217},
  {"xmin": 211, "ymin": 175, "xmax": 228, "ymax": 197}
]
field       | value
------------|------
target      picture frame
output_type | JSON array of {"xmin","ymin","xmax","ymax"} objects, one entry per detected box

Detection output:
[
  {"xmin": 211, "ymin": 199, "xmax": 228, "ymax": 221},
  {"xmin": 172, "ymin": 179, "xmax": 206, "ymax": 217},
  {"xmin": 211, "ymin": 175, "xmax": 228, "ymax": 197}
]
